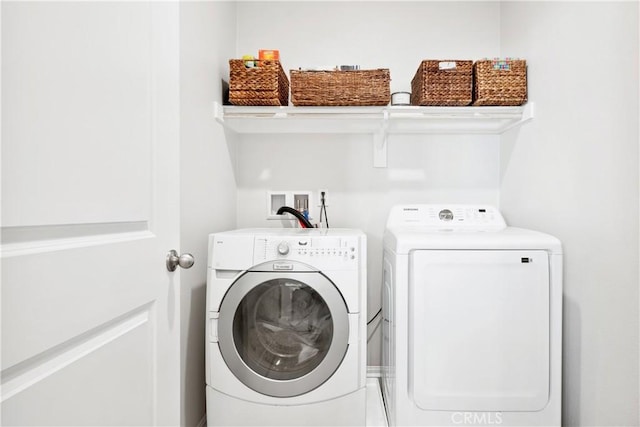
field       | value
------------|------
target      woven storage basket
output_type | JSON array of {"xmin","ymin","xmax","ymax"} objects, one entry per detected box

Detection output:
[
  {"xmin": 411, "ymin": 60, "xmax": 473, "ymax": 106},
  {"xmin": 290, "ymin": 69, "xmax": 390, "ymax": 106},
  {"xmin": 473, "ymin": 59, "xmax": 527, "ymax": 106},
  {"xmin": 229, "ymin": 59, "xmax": 289, "ymax": 106}
]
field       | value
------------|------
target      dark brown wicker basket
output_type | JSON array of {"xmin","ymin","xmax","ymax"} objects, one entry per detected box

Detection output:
[
  {"xmin": 290, "ymin": 69, "xmax": 390, "ymax": 106},
  {"xmin": 411, "ymin": 60, "xmax": 473, "ymax": 106},
  {"xmin": 228, "ymin": 59, "xmax": 289, "ymax": 106},
  {"xmin": 473, "ymin": 59, "xmax": 527, "ymax": 106}
]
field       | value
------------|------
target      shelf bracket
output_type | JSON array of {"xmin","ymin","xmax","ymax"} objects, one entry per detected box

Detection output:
[
  {"xmin": 501, "ymin": 102, "xmax": 535, "ymax": 133},
  {"xmin": 522, "ymin": 101, "xmax": 534, "ymax": 122},
  {"xmin": 373, "ymin": 109, "xmax": 389, "ymax": 168},
  {"xmin": 213, "ymin": 101, "xmax": 225, "ymax": 126}
]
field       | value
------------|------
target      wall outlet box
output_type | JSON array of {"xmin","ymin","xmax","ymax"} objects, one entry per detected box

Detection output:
[{"xmin": 267, "ymin": 191, "xmax": 312, "ymax": 220}]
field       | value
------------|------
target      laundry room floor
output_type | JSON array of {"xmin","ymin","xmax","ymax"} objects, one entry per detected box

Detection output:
[{"xmin": 366, "ymin": 377, "xmax": 388, "ymax": 427}]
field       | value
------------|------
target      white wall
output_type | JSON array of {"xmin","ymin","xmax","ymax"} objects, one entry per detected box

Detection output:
[
  {"xmin": 500, "ymin": 2, "xmax": 639, "ymax": 426},
  {"xmin": 234, "ymin": 1, "xmax": 502, "ymax": 364},
  {"xmin": 180, "ymin": 2, "xmax": 237, "ymax": 426},
  {"xmin": 204, "ymin": 2, "xmax": 639, "ymax": 424}
]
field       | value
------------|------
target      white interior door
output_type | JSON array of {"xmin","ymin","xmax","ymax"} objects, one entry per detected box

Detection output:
[{"xmin": 1, "ymin": 2, "xmax": 180, "ymax": 425}]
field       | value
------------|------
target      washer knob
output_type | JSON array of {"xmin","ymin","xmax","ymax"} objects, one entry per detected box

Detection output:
[
  {"xmin": 277, "ymin": 242, "xmax": 290, "ymax": 256},
  {"xmin": 439, "ymin": 209, "xmax": 454, "ymax": 221}
]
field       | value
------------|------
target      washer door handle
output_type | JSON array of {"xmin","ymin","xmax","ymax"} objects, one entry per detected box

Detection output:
[{"xmin": 166, "ymin": 250, "xmax": 195, "ymax": 272}]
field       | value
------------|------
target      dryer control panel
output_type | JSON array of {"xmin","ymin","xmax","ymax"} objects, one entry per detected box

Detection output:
[{"xmin": 386, "ymin": 204, "xmax": 507, "ymax": 231}]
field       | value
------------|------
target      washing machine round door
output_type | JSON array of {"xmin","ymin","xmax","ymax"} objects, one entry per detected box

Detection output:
[{"xmin": 217, "ymin": 261, "xmax": 349, "ymax": 398}]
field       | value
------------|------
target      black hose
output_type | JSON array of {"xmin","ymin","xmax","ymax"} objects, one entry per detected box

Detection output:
[{"xmin": 276, "ymin": 206, "xmax": 314, "ymax": 229}]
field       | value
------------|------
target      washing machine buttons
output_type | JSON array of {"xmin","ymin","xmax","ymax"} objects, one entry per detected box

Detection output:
[{"xmin": 289, "ymin": 247, "xmax": 357, "ymax": 260}]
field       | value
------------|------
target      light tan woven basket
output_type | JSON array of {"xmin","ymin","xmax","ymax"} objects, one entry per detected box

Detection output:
[
  {"xmin": 411, "ymin": 60, "xmax": 473, "ymax": 106},
  {"xmin": 290, "ymin": 69, "xmax": 390, "ymax": 106},
  {"xmin": 473, "ymin": 59, "xmax": 527, "ymax": 106},
  {"xmin": 228, "ymin": 59, "xmax": 289, "ymax": 106}
]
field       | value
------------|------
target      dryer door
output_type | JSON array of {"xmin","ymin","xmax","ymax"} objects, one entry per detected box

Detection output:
[
  {"xmin": 217, "ymin": 262, "xmax": 349, "ymax": 398},
  {"xmin": 409, "ymin": 250, "xmax": 550, "ymax": 412}
]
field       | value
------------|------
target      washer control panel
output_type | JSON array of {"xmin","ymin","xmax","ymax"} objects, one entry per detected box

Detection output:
[
  {"xmin": 254, "ymin": 236, "xmax": 360, "ymax": 267},
  {"xmin": 291, "ymin": 243, "xmax": 357, "ymax": 260},
  {"xmin": 386, "ymin": 204, "xmax": 507, "ymax": 230}
]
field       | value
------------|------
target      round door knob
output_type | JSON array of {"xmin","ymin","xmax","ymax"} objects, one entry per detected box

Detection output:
[
  {"xmin": 277, "ymin": 242, "xmax": 290, "ymax": 256},
  {"xmin": 166, "ymin": 250, "xmax": 195, "ymax": 272}
]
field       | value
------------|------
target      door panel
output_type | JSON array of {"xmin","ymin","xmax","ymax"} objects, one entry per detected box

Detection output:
[
  {"xmin": 1, "ymin": 2, "xmax": 180, "ymax": 425},
  {"xmin": 409, "ymin": 250, "xmax": 550, "ymax": 411},
  {"xmin": 2, "ymin": 311, "xmax": 153, "ymax": 426},
  {"xmin": 1, "ymin": 2, "xmax": 152, "ymax": 227},
  {"xmin": 2, "ymin": 239, "xmax": 156, "ymax": 369}
]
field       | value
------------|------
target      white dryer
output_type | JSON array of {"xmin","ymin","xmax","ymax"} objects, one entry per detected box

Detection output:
[
  {"xmin": 206, "ymin": 228, "xmax": 367, "ymax": 426},
  {"xmin": 382, "ymin": 205, "xmax": 562, "ymax": 426}
]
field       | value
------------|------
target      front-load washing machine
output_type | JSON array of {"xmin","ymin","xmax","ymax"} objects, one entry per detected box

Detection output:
[
  {"xmin": 206, "ymin": 228, "xmax": 367, "ymax": 426},
  {"xmin": 382, "ymin": 205, "xmax": 562, "ymax": 426}
]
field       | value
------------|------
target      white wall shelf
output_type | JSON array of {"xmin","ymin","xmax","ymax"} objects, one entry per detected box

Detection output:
[{"xmin": 213, "ymin": 102, "xmax": 534, "ymax": 167}]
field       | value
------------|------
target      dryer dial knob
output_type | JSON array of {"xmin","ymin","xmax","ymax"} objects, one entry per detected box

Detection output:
[{"xmin": 277, "ymin": 242, "xmax": 290, "ymax": 255}]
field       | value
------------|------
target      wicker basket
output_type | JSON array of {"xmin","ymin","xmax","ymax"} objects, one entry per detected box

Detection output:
[
  {"xmin": 473, "ymin": 59, "xmax": 527, "ymax": 106},
  {"xmin": 290, "ymin": 69, "xmax": 390, "ymax": 106},
  {"xmin": 411, "ymin": 60, "xmax": 473, "ymax": 106},
  {"xmin": 228, "ymin": 59, "xmax": 289, "ymax": 106}
]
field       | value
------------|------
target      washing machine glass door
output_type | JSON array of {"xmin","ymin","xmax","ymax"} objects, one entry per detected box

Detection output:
[{"xmin": 218, "ymin": 265, "xmax": 349, "ymax": 397}]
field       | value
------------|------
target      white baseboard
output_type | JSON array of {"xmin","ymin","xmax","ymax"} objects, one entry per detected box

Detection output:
[{"xmin": 367, "ymin": 366, "xmax": 383, "ymax": 378}]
